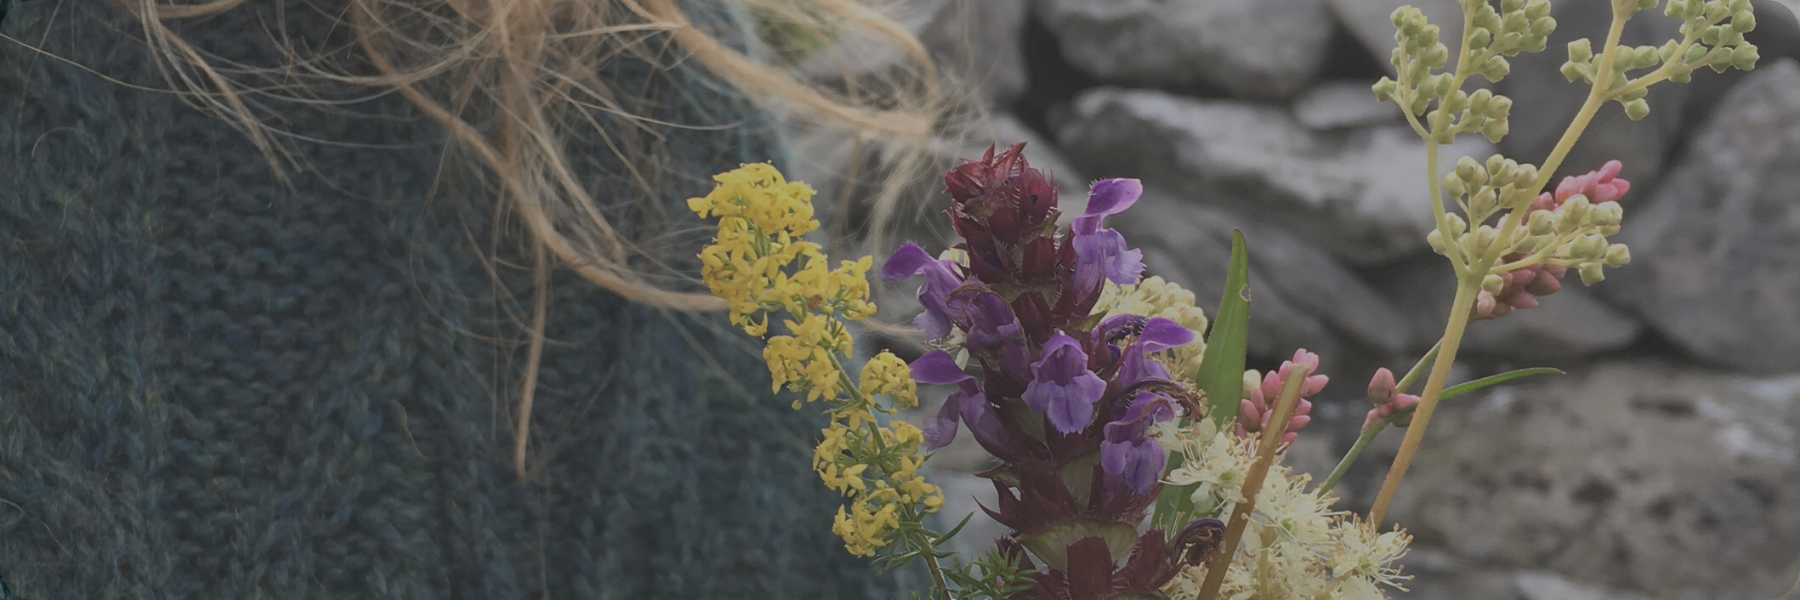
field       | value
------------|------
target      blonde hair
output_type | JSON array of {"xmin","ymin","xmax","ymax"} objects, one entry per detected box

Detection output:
[{"xmin": 102, "ymin": 0, "xmax": 940, "ymax": 476}]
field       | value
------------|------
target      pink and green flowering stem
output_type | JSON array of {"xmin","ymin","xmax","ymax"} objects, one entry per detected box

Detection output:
[
  {"xmin": 1315, "ymin": 342, "xmax": 1439, "ymax": 496},
  {"xmin": 1367, "ymin": 4, "xmax": 1634, "ymax": 525},
  {"xmin": 1195, "ymin": 360, "xmax": 1312, "ymax": 600}
]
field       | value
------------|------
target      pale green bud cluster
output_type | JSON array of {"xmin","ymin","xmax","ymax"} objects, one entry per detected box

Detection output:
[
  {"xmin": 1519, "ymin": 195, "xmax": 1631, "ymax": 284},
  {"xmin": 1373, "ymin": 1, "xmax": 1555, "ymax": 144},
  {"xmin": 1560, "ymin": 0, "xmax": 1758, "ymax": 121},
  {"xmin": 1441, "ymin": 154, "xmax": 1540, "ymax": 221},
  {"xmin": 1465, "ymin": 0, "xmax": 1557, "ymax": 61}
]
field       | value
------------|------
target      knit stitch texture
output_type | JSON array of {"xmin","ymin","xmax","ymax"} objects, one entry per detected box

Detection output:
[{"xmin": 0, "ymin": 1, "xmax": 911, "ymax": 597}]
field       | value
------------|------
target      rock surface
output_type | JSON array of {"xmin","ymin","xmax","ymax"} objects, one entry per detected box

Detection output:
[
  {"xmin": 1111, "ymin": 189, "xmax": 1415, "ymax": 366},
  {"xmin": 1037, "ymin": 0, "xmax": 1332, "ymax": 99},
  {"xmin": 1603, "ymin": 59, "xmax": 1800, "ymax": 373},
  {"xmin": 1375, "ymin": 255, "xmax": 1643, "ymax": 362},
  {"xmin": 1056, "ymin": 87, "xmax": 1491, "ymax": 265},
  {"xmin": 1293, "ymin": 80, "xmax": 1406, "ymax": 130},
  {"xmin": 1382, "ymin": 361, "xmax": 1800, "ymax": 600}
]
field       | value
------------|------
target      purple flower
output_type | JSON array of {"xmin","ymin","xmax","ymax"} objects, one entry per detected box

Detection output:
[
  {"xmin": 1113, "ymin": 317, "xmax": 1195, "ymax": 390},
  {"xmin": 945, "ymin": 285, "xmax": 1025, "ymax": 353},
  {"xmin": 1072, "ymin": 179, "xmax": 1147, "ymax": 293},
  {"xmin": 1023, "ymin": 334, "xmax": 1108, "ymax": 434},
  {"xmin": 1101, "ymin": 392, "xmax": 1171, "ymax": 495},
  {"xmin": 912, "ymin": 350, "xmax": 1015, "ymax": 454},
  {"xmin": 883, "ymin": 242, "xmax": 964, "ymax": 341}
]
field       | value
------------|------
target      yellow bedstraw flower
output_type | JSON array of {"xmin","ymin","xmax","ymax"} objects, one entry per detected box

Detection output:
[{"xmin": 690, "ymin": 163, "xmax": 943, "ymax": 559}]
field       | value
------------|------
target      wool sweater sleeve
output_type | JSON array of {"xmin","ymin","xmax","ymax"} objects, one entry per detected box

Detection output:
[{"xmin": 0, "ymin": 1, "xmax": 910, "ymax": 598}]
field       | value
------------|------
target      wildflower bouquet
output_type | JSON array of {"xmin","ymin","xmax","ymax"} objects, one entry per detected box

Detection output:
[{"xmin": 687, "ymin": 0, "xmax": 1761, "ymax": 598}]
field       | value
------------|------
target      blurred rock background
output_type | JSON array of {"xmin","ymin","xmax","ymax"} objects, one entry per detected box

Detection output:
[{"xmin": 784, "ymin": 1, "xmax": 1800, "ymax": 598}]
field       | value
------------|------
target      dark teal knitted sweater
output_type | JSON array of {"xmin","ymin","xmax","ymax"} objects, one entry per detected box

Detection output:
[{"xmin": 0, "ymin": 1, "xmax": 909, "ymax": 597}]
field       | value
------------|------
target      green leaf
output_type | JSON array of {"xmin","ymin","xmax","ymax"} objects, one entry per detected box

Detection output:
[
  {"xmin": 934, "ymin": 512, "xmax": 977, "ymax": 547},
  {"xmin": 1195, "ymin": 230, "xmax": 1251, "ymax": 426},
  {"xmin": 1439, "ymin": 367, "xmax": 1563, "ymax": 400}
]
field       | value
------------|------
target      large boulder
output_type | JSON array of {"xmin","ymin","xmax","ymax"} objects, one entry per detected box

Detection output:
[
  {"xmin": 1056, "ymin": 87, "xmax": 1492, "ymax": 265},
  {"xmin": 1602, "ymin": 59, "xmax": 1800, "ymax": 373},
  {"xmin": 1036, "ymin": 0, "xmax": 1332, "ymax": 100},
  {"xmin": 1110, "ymin": 189, "xmax": 1415, "ymax": 368},
  {"xmin": 1381, "ymin": 360, "xmax": 1800, "ymax": 600}
]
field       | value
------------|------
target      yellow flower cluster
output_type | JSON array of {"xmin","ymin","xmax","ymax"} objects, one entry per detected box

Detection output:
[
  {"xmin": 1155, "ymin": 419, "xmax": 1412, "ymax": 600},
  {"xmin": 1102, "ymin": 276, "xmax": 1211, "ymax": 382},
  {"xmin": 689, "ymin": 164, "xmax": 941, "ymax": 558}
]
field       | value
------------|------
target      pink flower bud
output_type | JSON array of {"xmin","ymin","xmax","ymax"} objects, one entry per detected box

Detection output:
[{"xmin": 1368, "ymin": 368, "xmax": 1398, "ymax": 404}]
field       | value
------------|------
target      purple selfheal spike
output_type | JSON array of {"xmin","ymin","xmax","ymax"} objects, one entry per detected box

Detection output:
[
  {"xmin": 1101, "ymin": 391, "xmax": 1170, "ymax": 495},
  {"xmin": 1023, "ymin": 334, "xmax": 1107, "ymax": 434},
  {"xmin": 1071, "ymin": 180, "xmax": 1147, "ymax": 293},
  {"xmin": 883, "ymin": 242, "xmax": 964, "ymax": 341}
]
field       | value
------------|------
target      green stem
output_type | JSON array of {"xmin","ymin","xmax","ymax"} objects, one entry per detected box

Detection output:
[
  {"xmin": 1315, "ymin": 341, "xmax": 1437, "ymax": 497},
  {"xmin": 1196, "ymin": 364, "xmax": 1312, "ymax": 600},
  {"xmin": 1366, "ymin": 7, "xmax": 1635, "ymax": 526}
]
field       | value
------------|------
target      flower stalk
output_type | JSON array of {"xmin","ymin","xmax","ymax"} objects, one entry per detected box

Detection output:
[{"xmin": 1196, "ymin": 363, "xmax": 1311, "ymax": 600}]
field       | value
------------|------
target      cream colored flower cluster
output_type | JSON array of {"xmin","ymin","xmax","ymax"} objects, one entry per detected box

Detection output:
[{"xmin": 1155, "ymin": 419, "xmax": 1412, "ymax": 600}]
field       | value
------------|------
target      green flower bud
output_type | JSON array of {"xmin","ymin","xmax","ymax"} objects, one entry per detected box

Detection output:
[
  {"xmin": 1482, "ymin": 55, "xmax": 1512, "ymax": 81},
  {"xmin": 1569, "ymin": 233, "xmax": 1599, "ymax": 258},
  {"xmin": 1472, "ymin": 224, "xmax": 1499, "ymax": 251},
  {"xmin": 1526, "ymin": 0, "xmax": 1553, "ymax": 19},
  {"xmin": 1447, "ymin": 213, "xmax": 1469, "ymax": 235},
  {"xmin": 1484, "ymin": 154, "xmax": 1506, "ymax": 175},
  {"xmin": 1530, "ymin": 16, "xmax": 1557, "ymax": 38},
  {"xmin": 1508, "ymin": 224, "xmax": 1533, "ymax": 248},
  {"xmin": 1733, "ymin": 44, "xmax": 1760, "ymax": 71},
  {"xmin": 1436, "ymin": 72, "xmax": 1456, "ymax": 96},
  {"xmin": 1503, "ymin": 0, "xmax": 1525, "ymax": 13},
  {"xmin": 1410, "ymin": 94, "xmax": 1432, "ymax": 115},
  {"xmin": 1621, "ymin": 87, "xmax": 1648, "ymax": 102},
  {"xmin": 1684, "ymin": 0, "xmax": 1706, "ymax": 18},
  {"xmin": 1604, "ymin": 243, "xmax": 1632, "ymax": 267},
  {"xmin": 1498, "ymin": 31, "xmax": 1525, "ymax": 52},
  {"xmin": 1427, "ymin": 229, "xmax": 1447, "ymax": 253},
  {"xmin": 1672, "ymin": 69, "xmax": 1693, "ymax": 83},
  {"xmin": 1391, "ymin": 5, "xmax": 1411, "ymax": 28},
  {"xmin": 1444, "ymin": 172, "xmax": 1468, "ymax": 198},
  {"xmin": 1703, "ymin": 25, "xmax": 1724, "ymax": 46},
  {"xmin": 1475, "ymin": 6, "xmax": 1503, "ymax": 31},
  {"xmin": 1489, "ymin": 95, "xmax": 1513, "ymax": 118},
  {"xmin": 1524, "ymin": 35, "xmax": 1549, "ymax": 53},
  {"xmin": 1666, "ymin": 0, "xmax": 1687, "ymax": 17},
  {"xmin": 1733, "ymin": 9, "xmax": 1757, "ymax": 32},
  {"xmin": 1591, "ymin": 201, "xmax": 1624, "ymax": 227},
  {"xmin": 1599, "ymin": 223, "xmax": 1622, "ymax": 236},
  {"xmin": 1471, "ymin": 189, "xmax": 1500, "ymax": 215},
  {"xmin": 1513, "ymin": 163, "xmax": 1540, "ymax": 186},
  {"xmin": 1636, "ymin": 45, "xmax": 1662, "ymax": 69},
  {"xmin": 1707, "ymin": 46, "xmax": 1734, "ymax": 72},
  {"xmin": 1503, "ymin": 12, "xmax": 1529, "ymax": 33},
  {"xmin": 1469, "ymin": 88, "xmax": 1493, "ymax": 115},
  {"xmin": 1625, "ymin": 98, "xmax": 1651, "ymax": 121},
  {"xmin": 1458, "ymin": 155, "xmax": 1485, "ymax": 183},
  {"xmin": 1561, "ymin": 60, "xmax": 1588, "ymax": 81},
  {"xmin": 1659, "ymin": 40, "xmax": 1681, "ymax": 62},
  {"xmin": 1528, "ymin": 209, "xmax": 1555, "ymax": 235},
  {"xmin": 1638, "ymin": 0, "xmax": 1658, "ymax": 10},
  {"xmin": 1482, "ymin": 273, "xmax": 1506, "ymax": 294},
  {"xmin": 1426, "ymin": 43, "xmax": 1451, "ymax": 69},
  {"xmin": 1565, "ymin": 194, "xmax": 1593, "ymax": 222},
  {"xmin": 1730, "ymin": 0, "xmax": 1752, "ymax": 12},
  {"xmin": 1579, "ymin": 262, "xmax": 1606, "ymax": 285},
  {"xmin": 1569, "ymin": 38, "xmax": 1594, "ymax": 63},
  {"xmin": 1470, "ymin": 27, "xmax": 1494, "ymax": 50},
  {"xmin": 1683, "ymin": 43, "xmax": 1709, "ymax": 64},
  {"xmin": 1482, "ymin": 118, "xmax": 1509, "ymax": 143},
  {"xmin": 1372, "ymin": 78, "xmax": 1399, "ymax": 102}
]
